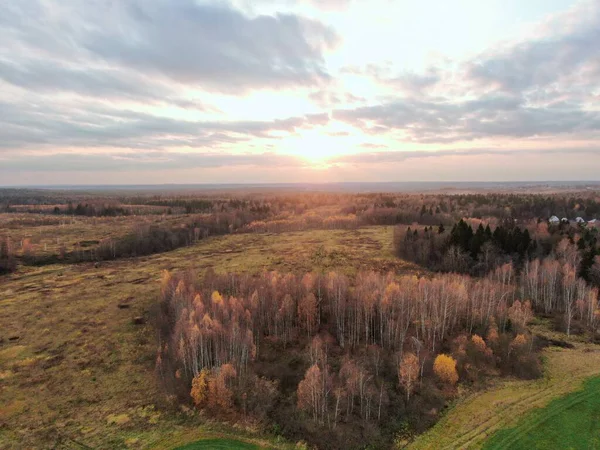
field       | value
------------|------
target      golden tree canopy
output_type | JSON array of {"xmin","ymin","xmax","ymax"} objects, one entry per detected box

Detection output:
[{"xmin": 433, "ymin": 354, "xmax": 458, "ymax": 385}]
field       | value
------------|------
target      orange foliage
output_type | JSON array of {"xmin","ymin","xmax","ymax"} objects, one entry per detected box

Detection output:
[
  {"xmin": 471, "ymin": 334, "xmax": 487, "ymax": 353},
  {"xmin": 511, "ymin": 334, "xmax": 528, "ymax": 349},
  {"xmin": 486, "ymin": 318, "xmax": 499, "ymax": 345},
  {"xmin": 191, "ymin": 368, "xmax": 209, "ymax": 407},
  {"xmin": 508, "ymin": 300, "xmax": 533, "ymax": 332},
  {"xmin": 207, "ymin": 363, "xmax": 237, "ymax": 410}
]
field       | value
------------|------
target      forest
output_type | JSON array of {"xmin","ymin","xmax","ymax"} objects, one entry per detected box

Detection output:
[
  {"xmin": 156, "ymin": 249, "xmax": 597, "ymax": 448},
  {"xmin": 395, "ymin": 219, "xmax": 600, "ymax": 287}
]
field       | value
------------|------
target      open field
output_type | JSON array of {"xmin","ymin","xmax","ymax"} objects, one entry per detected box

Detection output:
[
  {"xmin": 175, "ymin": 437, "xmax": 261, "ymax": 449},
  {"xmin": 408, "ymin": 324, "xmax": 600, "ymax": 450},
  {"xmin": 0, "ymin": 213, "xmax": 176, "ymax": 258},
  {"xmin": 0, "ymin": 225, "xmax": 411, "ymax": 449},
  {"xmin": 482, "ymin": 376, "xmax": 600, "ymax": 450},
  {"xmin": 3, "ymin": 214, "xmax": 600, "ymax": 449}
]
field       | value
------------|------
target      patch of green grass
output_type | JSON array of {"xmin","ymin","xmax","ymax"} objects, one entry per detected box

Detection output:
[
  {"xmin": 176, "ymin": 438, "xmax": 261, "ymax": 449},
  {"xmin": 482, "ymin": 376, "xmax": 600, "ymax": 450},
  {"xmin": 408, "ymin": 340, "xmax": 600, "ymax": 449}
]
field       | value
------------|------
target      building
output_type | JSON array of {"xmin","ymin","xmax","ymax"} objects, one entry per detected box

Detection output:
[{"xmin": 549, "ymin": 215, "xmax": 560, "ymax": 224}]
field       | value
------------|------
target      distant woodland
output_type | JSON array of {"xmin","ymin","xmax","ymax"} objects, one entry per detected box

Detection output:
[{"xmin": 2, "ymin": 189, "xmax": 600, "ymax": 275}]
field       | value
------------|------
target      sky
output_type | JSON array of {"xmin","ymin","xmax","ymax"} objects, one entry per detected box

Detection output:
[{"xmin": 0, "ymin": 0, "xmax": 599, "ymax": 185}]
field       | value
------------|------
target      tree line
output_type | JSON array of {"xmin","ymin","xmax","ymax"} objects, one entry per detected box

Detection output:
[
  {"xmin": 396, "ymin": 219, "xmax": 600, "ymax": 282},
  {"xmin": 0, "ymin": 237, "xmax": 16, "ymax": 274},
  {"xmin": 5, "ymin": 188, "xmax": 600, "ymax": 224}
]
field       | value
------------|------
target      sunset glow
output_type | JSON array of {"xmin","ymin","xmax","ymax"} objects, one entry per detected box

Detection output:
[{"xmin": 1, "ymin": 0, "xmax": 599, "ymax": 185}]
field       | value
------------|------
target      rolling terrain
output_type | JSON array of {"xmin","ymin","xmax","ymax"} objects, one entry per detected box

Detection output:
[
  {"xmin": 2, "ymin": 211, "xmax": 599, "ymax": 449},
  {"xmin": 0, "ymin": 225, "xmax": 403, "ymax": 449}
]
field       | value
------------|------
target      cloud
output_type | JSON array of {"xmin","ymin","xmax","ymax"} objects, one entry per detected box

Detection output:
[
  {"xmin": 244, "ymin": 0, "xmax": 353, "ymax": 12},
  {"xmin": 0, "ymin": 151, "xmax": 308, "ymax": 172},
  {"xmin": 333, "ymin": 1, "xmax": 600, "ymax": 144},
  {"xmin": 332, "ymin": 1, "xmax": 600, "ymax": 144},
  {"xmin": 344, "ymin": 64, "xmax": 442, "ymax": 95},
  {"xmin": 0, "ymin": 59, "xmax": 188, "ymax": 106},
  {"xmin": 0, "ymin": 0, "xmax": 338, "ymax": 96},
  {"xmin": 85, "ymin": 2, "xmax": 337, "ymax": 93},
  {"xmin": 1, "ymin": 0, "xmax": 599, "ymax": 183},
  {"xmin": 0, "ymin": 99, "xmax": 331, "ymax": 151},
  {"xmin": 358, "ymin": 143, "xmax": 388, "ymax": 149},
  {"xmin": 0, "ymin": 0, "xmax": 341, "ymax": 162},
  {"xmin": 334, "ymin": 97, "xmax": 600, "ymax": 142},
  {"xmin": 465, "ymin": 0, "xmax": 600, "ymax": 95},
  {"xmin": 329, "ymin": 147, "xmax": 600, "ymax": 165},
  {"xmin": 384, "ymin": 68, "xmax": 442, "ymax": 94},
  {"xmin": 308, "ymin": 90, "xmax": 342, "ymax": 107},
  {"xmin": 305, "ymin": 0, "xmax": 352, "ymax": 11}
]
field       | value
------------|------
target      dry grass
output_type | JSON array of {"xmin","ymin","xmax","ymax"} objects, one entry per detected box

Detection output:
[
  {"xmin": 0, "ymin": 213, "xmax": 165, "ymax": 258},
  {"xmin": 0, "ymin": 225, "xmax": 407, "ymax": 449},
  {"xmin": 408, "ymin": 322, "xmax": 600, "ymax": 450}
]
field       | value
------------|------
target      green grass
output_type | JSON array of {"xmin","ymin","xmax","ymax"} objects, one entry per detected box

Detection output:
[
  {"xmin": 408, "ymin": 333, "xmax": 600, "ymax": 450},
  {"xmin": 482, "ymin": 376, "xmax": 600, "ymax": 450},
  {"xmin": 175, "ymin": 438, "xmax": 260, "ymax": 449}
]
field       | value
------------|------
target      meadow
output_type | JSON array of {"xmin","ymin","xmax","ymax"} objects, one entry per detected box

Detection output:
[
  {"xmin": 2, "ymin": 188, "xmax": 600, "ymax": 449},
  {"xmin": 483, "ymin": 376, "xmax": 600, "ymax": 450},
  {"xmin": 0, "ymin": 223, "xmax": 405, "ymax": 449}
]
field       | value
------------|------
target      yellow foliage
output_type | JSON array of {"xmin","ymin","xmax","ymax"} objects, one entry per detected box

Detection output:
[
  {"xmin": 106, "ymin": 414, "xmax": 130, "ymax": 425},
  {"xmin": 190, "ymin": 369, "xmax": 209, "ymax": 407},
  {"xmin": 433, "ymin": 354, "xmax": 459, "ymax": 386},
  {"xmin": 211, "ymin": 290, "xmax": 223, "ymax": 306}
]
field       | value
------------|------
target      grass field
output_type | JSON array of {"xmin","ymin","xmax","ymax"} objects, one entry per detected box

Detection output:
[
  {"xmin": 175, "ymin": 437, "xmax": 261, "ymax": 449},
  {"xmin": 0, "ymin": 225, "xmax": 407, "ymax": 449},
  {"xmin": 3, "ymin": 220, "xmax": 600, "ymax": 449},
  {"xmin": 482, "ymin": 376, "xmax": 600, "ymax": 450},
  {"xmin": 408, "ymin": 325, "xmax": 600, "ymax": 450}
]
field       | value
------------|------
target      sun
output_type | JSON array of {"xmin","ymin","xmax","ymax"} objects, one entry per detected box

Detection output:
[{"xmin": 282, "ymin": 124, "xmax": 359, "ymax": 164}]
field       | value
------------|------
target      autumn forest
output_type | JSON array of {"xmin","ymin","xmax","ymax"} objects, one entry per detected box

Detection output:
[{"xmin": 1, "ymin": 185, "xmax": 600, "ymax": 449}]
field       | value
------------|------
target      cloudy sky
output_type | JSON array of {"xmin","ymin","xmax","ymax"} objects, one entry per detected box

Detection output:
[{"xmin": 1, "ymin": 0, "xmax": 599, "ymax": 185}]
